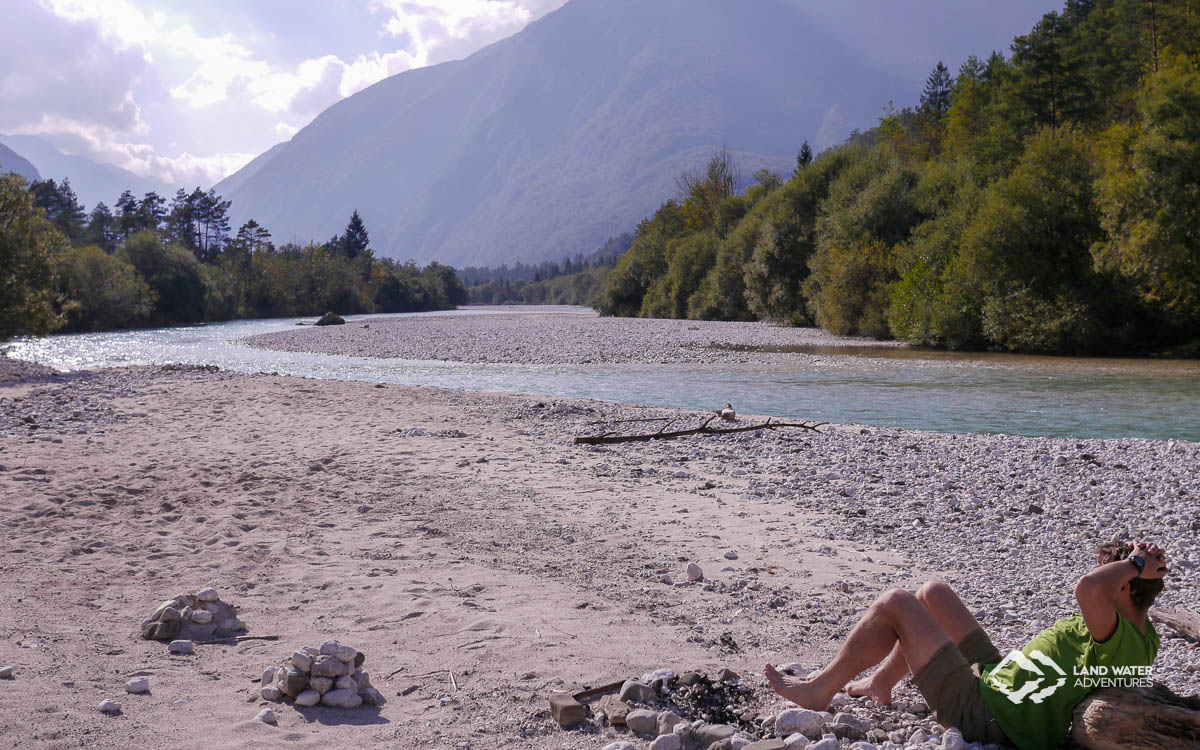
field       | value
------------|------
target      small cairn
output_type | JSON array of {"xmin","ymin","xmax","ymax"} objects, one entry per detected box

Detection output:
[
  {"xmin": 140, "ymin": 587, "xmax": 246, "ymax": 642},
  {"xmin": 260, "ymin": 640, "xmax": 385, "ymax": 709}
]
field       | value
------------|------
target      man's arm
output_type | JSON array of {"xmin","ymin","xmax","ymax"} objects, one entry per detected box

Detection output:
[{"xmin": 1074, "ymin": 541, "xmax": 1168, "ymax": 642}]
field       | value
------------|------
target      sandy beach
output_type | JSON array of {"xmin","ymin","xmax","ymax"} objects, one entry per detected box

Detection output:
[{"xmin": 1, "ymin": 317, "xmax": 1197, "ymax": 750}]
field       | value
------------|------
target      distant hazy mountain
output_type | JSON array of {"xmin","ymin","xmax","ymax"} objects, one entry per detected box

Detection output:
[
  {"xmin": 0, "ymin": 142, "xmax": 40, "ymax": 182},
  {"xmin": 0, "ymin": 134, "xmax": 174, "ymax": 210},
  {"xmin": 213, "ymin": 140, "xmax": 288, "ymax": 198},
  {"xmin": 220, "ymin": 0, "xmax": 908, "ymax": 266}
]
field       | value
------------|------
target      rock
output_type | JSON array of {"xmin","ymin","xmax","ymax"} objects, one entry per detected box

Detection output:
[
  {"xmin": 158, "ymin": 607, "xmax": 182, "ymax": 622},
  {"xmin": 302, "ymin": 646, "xmax": 320, "ymax": 657},
  {"xmin": 807, "ymin": 739, "xmax": 839, "ymax": 750},
  {"xmin": 650, "ymin": 734, "xmax": 682, "ymax": 750},
  {"xmin": 678, "ymin": 671, "xmax": 706, "ymax": 687},
  {"xmin": 150, "ymin": 599, "xmax": 178, "ymax": 620},
  {"xmin": 744, "ymin": 741, "xmax": 786, "ymax": 750},
  {"xmin": 657, "ymin": 574, "xmax": 673, "ymax": 585},
  {"xmin": 282, "ymin": 668, "xmax": 310, "ymax": 697},
  {"xmin": 294, "ymin": 690, "xmax": 320, "ymax": 707},
  {"xmin": 0, "ymin": 666, "xmax": 13, "ymax": 679},
  {"xmin": 309, "ymin": 677, "xmax": 333, "ymax": 694},
  {"xmin": 694, "ymin": 723, "xmax": 738, "ymax": 746},
  {"xmin": 196, "ymin": 587, "xmax": 219, "ymax": 601},
  {"xmin": 548, "ymin": 691, "xmax": 587, "ymax": 728},
  {"xmin": 332, "ymin": 644, "xmax": 357, "ymax": 663},
  {"xmin": 353, "ymin": 651, "xmax": 366, "ymax": 668},
  {"xmin": 190, "ymin": 610, "xmax": 213, "ymax": 624},
  {"xmin": 597, "ymin": 694, "xmax": 629, "ymax": 726},
  {"xmin": 352, "ymin": 669, "xmax": 370, "ymax": 689},
  {"xmin": 315, "ymin": 312, "xmax": 345, "ymax": 326},
  {"xmin": 262, "ymin": 666, "xmax": 280, "ymax": 685},
  {"xmin": 320, "ymin": 688, "xmax": 363, "ymax": 708},
  {"xmin": 292, "ymin": 651, "xmax": 314, "ymax": 672},
  {"xmin": 724, "ymin": 550, "xmax": 739, "ymax": 560},
  {"xmin": 255, "ymin": 708, "xmax": 277, "ymax": 725},
  {"xmin": 717, "ymin": 668, "xmax": 739, "ymax": 682},
  {"xmin": 124, "ymin": 677, "xmax": 149, "ymax": 694},
  {"xmin": 334, "ymin": 675, "xmax": 358, "ymax": 692},
  {"xmin": 618, "ymin": 679, "xmax": 656, "ymax": 704},
  {"xmin": 97, "ymin": 699, "xmax": 121, "ymax": 714},
  {"xmin": 831, "ymin": 712, "xmax": 870, "ymax": 739},
  {"xmin": 261, "ymin": 686, "xmax": 283, "ymax": 701},
  {"xmin": 145, "ymin": 619, "xmax": 181, "ymax": 641},
  {"xmin": 658, "ymin": 709, "xmax": 683, "ymax": 735},
  {"xmin": 626, "ymin": 708, "xmax": 659, "ymax": 734},
  {"xmin": 311, "ymin": 655, "xmax": 351, "ymax": 678},
  {"xmin": 776, "ymin": 708, "xmax": 826, "ymax": 739},
  {"xmin": 909, "ymin": 728, "xmax": 929, "ymax": 744},
  {"xmin": 602, "ymin": 743, "xmax": 636, "ymax": 750},
  {"xmin": 179, "ymin": 606, "xmax": 193, "ymax": 622},
  {"xmin": 942, "ymin": 728, "xmax": 966, "ymax": 750},
  {"xmin": 167, "ymin": 640, "xmax": 194, "ymax": 655},
  {"xmin": 784, "ymin": 734, "xmax": 810, "ymax": 749},
  {"xmin": 849, "ymin": 743, "xmax": 875, "ymax": 750},
  {"xmin": 687, "ymin": 562, "xmax": 704, "ymax": 581},
  {"xmin": 218, "ymin": 618, "xmax": 245, "ymax": 632},
  {"xmin": 360, "ymin": 687, "xmax": 386, "ymax": 706}
]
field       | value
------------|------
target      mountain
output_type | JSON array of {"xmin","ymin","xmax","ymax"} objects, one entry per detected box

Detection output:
[
  {"xmin": 213, "ymin": 140, "xmax": 288, "ymax": 198},
  {"xmin": 220, "ymin": 0, "xmax": 910, "ymax": 266},
  {"xmin": 0, "ymin": 142, "xmax": 40, "ymax": 182},
  {"xmin": 0, "ymin": 134, "xmax": 174, "ymax": 210}
]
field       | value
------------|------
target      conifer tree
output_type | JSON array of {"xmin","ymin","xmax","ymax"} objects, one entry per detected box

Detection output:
[{"xmin": 340, "ymin": 209, "xmax": 370, "ymax": 260}]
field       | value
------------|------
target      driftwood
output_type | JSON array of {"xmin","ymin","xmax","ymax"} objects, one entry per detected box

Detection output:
[
  {"xmin": 193, "ymin": 634, "xmax": 280, "ymax": 645},
  {"xmin": 573, "ymin": 416, "xmax": 825, "ymax": 445},
  {"xmin": 572, "ymin": 679, "xmax": 625, "ymax": 702},
  {"xmin": 1151, "ymin": 607, "xmax": 1200, "ymax": 642},
  {"xmin": 1072, "ymin": 683, "xmax": 1200, "ymax": 749}
]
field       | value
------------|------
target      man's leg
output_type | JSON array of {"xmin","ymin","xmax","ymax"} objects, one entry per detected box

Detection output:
[
  {"xmin": 846, "ymin": 579, "xmax": 987, "ymax": 704},
  {"xmin": 764, "ymin": 588, "xmax": 951, "ymax": 711}
]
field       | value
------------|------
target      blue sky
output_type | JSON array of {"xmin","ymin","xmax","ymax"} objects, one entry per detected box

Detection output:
[{"xmin": 1, "ymin": 0, "xmax": 1063, "ymax": 188}]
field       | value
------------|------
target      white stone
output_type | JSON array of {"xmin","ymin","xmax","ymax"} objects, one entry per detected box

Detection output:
[
  {"xmin": 124, "ymin": 677, "xmax": 149, "ymax": 694},
  {"xmin": 97, "ymin": 699, "xmax": 122, "ymax": 714},
  {"xmin": 808, "ymin": 739, "xmax": 840, "ymax": 750},
  {"xmin": 942, "ymin": 728, "xmax": 966, "ymax": 750},
  {"xmin": 657, "ymin": 709, "xmax": 682, "ymax": 735},
  {"xmin": 190, "ymin": 610, "xmax": 213, "ymax": 624},
  {"xmin": 909, "ymin": 729, "xmax": 929, "ymax": 745},
  {"xmin": 220, "ymin": 618, "xmax": 245, "ymax": 632},
  {"xmin": 309, "ymin": 677, "xmax": 333, "ymax": 694},
  {"xmin": 255, "ymin": 708, "xmax": 276, "ymax": 725},
  {"xmin": 687, "ymin": 563, "xmax": 704, "ymax": 581},
  {"xmin": 261, "ymin": 686, "xmax": 283, "ymax": 701},
  {"xmin": 201, "ymin": 602, "xmax": 220, "ymax": 614},
  {"xmin": 167, "ymin": 640, "xmax": 194, "ymax": 654},
  {"xmin": 650, "ymin": 734, "xmax": 682, "ymax": 750},
  {"xmin": 196, "ymin": 587, "xmax": 219, "ymax": 602},
  {"xmin": 626, "ymin": 708, "xmax": 659, "ymax": 734},
  {"xmin": 730, "ymin": 736, "xmax": 751, "ymax": 750},
  {"xmin": 320, "ymin": 688, "xmax": 363, "ymax": 708},
  {"xmin": 602, "ymin": 743, "xmax": 636, "ymax": 750},
  {"xmin": 0, "ymin": 666, "xmax": 13, "ymax": 679},
  {"xmin": 294, "ymin": 690, "xmax": 320, "ymax": 707},
  {"xmin": 785, "ymin": 733, "xmax": 811, "ymax": 748},
  {"xmin": 724, "ymin": 550, "xmax": 739, "ymax": 560},
  {"xmin": 332, "ymin": 644, "xmax": 357, "ymax": 663},
  {"xmin": 151, "ymin": 599, "xmax": 178, "ymax": 620},
  {"xmin": 262, "ymin": 666, "xmax": 279, "ymax": 685},
  {"xmin": 334, "ymin": 674, "xmax": 358, "ymax": 692},
  {"xmin": 352, "ymin": 669, "xmax": 370, "ymax": 689},
  {"xmin": 319, "ymin": 640, "xmax": 342, "ymax": 656},
  {"xmin": 776, "ymin": 708, "xmax": 826, "ymax": 739},
  {"xmin": 292, "ymin": 651, "xmax": 314, "ymax": 672},
  {"xmin": 849, "ymin": 742, "xmax": 875, "ymax": 750}
]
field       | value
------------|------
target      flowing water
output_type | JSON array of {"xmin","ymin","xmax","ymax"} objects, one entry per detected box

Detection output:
[{"xmin": 7, "ymin": 307, "xmax": 1199, "ymax": 442}]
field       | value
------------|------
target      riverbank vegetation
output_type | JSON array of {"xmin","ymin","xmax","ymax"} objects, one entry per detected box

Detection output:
[
  {"xmin": 0, "ymin": 177, "xmax": 466, "ymax": 338},
  {"xmin": 596, "ymin": 0, "xmax": 1200, "ymax": 355}
]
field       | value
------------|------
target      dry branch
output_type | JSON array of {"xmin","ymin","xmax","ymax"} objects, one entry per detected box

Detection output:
[
  {"xmin": 573, "ymin": 416, "xmax": 825, "ymax": 445},
  {"xmin": 1072, "ymin": 683, "xmax": 1200, "ymax": 749},
  {"xmin": 193, "ymin": 634, "xmax": 280, "ymax": 645},
  {"xmin": 1151, "ymin": 607, "xmax": 1200, "ymax": 642}
]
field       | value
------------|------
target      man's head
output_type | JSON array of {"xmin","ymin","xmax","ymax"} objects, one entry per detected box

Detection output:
[{"xmin": 1097, "ymin": 541, "xmax": 1165, "ymax": 610}]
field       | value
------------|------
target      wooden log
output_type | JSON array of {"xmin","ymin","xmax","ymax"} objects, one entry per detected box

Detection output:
[
  {"xmin": 573, "ymin": 416, "xmax": 826, "ymax": 445},
  {"xmin": 1071, "ymin": 684, "xmax": 1200, "ymax": 750},
  {"xmin": 1151, "ymin": 607, "xmax": 1200, "ymax": 642}
]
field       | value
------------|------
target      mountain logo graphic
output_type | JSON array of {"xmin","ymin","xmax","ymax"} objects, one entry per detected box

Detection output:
[{"xmin": 992, "ymin": 649, "xmax": 1067, "ymax": 704}]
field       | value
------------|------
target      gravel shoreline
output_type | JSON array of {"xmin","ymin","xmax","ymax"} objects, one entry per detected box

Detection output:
[
  {"xmin": 242, "ymin": 310, "xmax": 904, "ymax": 365},
  {"xmin": 1, "ymin": 365, "xmax": 1196, "ymax": 749}
]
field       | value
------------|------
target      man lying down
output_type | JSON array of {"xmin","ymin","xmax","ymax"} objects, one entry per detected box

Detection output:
[{"xmin": 764, "ymin": 541, "xmax": 1168, "ymax": 750}]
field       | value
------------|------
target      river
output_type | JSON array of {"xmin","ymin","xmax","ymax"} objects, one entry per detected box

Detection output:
[{"xmin": 7, "ymin": 307, "xmax": 1199, "ymax": 442}]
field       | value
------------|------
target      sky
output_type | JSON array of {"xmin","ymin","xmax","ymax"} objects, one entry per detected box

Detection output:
[{"xmin": 1, "ymin": 0, "xmax": 1062, "ymax": 189}]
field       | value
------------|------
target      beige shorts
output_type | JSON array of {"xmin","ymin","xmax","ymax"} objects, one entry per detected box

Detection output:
[{"xmin": 912, "ymin": 628, "xmax": 1010, "ymax": 744}]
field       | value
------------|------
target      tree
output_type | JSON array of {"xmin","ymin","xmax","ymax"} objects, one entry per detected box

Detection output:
[
  {"xmin": 675, "ymin": 147, "xmax": 741, "ymax": 234},
  {"xmin": 57, "ymin": 245, "xmax": 155, "ymax": 331},
  {"xmin": 87, "ymin": 202, "xmax": 117, "ymax": 253},
  {"xmin": 29, "ymin": 178, "xmax": 86, "ymax": 243},
  {"xmin": 920, "ymin": 61, "xmax": 953, "ymax": 120},
  {"xmin": 0, "ymin": 174, "xmax": 65, "ymax": 339},
  {"xmin": 340, "ymin": 209, "xmax": 370, "ymax": 260},
  {"xmin": 796, "ymin": 141, "xmax": 813, "ymax": 172},
  {"xmin": 118, "ymin": 231, "xmax": 209, "ymax": 325},
  {"xmin": 234, "ymin": 220, "xmax": 272, "ymax": 254}
]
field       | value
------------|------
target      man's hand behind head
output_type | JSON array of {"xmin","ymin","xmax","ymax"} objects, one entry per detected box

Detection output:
[{"xmin": 1133, "ymin": 541, "xmax": 1170, "ymax": 579}]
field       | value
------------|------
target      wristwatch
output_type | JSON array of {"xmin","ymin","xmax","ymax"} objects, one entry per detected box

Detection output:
[{"xmin": 1129, "ymin": 555, "xmax": 1146, "ymax": 575}]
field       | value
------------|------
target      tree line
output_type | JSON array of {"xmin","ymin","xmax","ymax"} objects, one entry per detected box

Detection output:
[
  {"xmin": 0, "ymin": 177, "xmax": 466, "ymax": 339},
  {"xmin": 594, "ymin": 0, "xmax": 1200, "ymax": 356},
  {"xmin": 460, "ymin": 233, "xmax": 631, "ymax": 305}
]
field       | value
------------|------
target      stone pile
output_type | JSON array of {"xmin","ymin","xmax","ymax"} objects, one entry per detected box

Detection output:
[
  {"xmin": 140, "ymin": 587, "xmax": 246, "ymax": 642},
  {"xmin": 260, "ymin": 640, "xmax": 385, "ymax": 709}
]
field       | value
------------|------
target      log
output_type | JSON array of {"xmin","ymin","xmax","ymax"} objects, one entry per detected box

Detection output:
[
  {"xmin": 1072, "ymin": 683, "xmax": 1200, "ymax": 750},
  {"xmin": 1151, "ymin": 607, "xmax": 1200, "ymax": 642},
  {"xmin": 572, "ymin": 416, "xmax": 826, "ymax": 445}
]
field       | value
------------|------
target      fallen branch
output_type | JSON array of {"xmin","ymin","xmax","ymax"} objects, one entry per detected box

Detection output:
[
  {"xmin": 1151, "ymin": 606, "xmax": 1200, "ymax": 642},
  {"xmin": 585, "ymin": 416, "xmax": 674, "ymax": 426},
  {"xmin": 193, "ymin": 634, "xmax": 280, "ymax": 645},
  {"xmin": 1072, "ymin": 683, "xmax": 1200, "ymax": 749},
  {"xmin": 572, "ymin": 680, "xmax": 625, "ymax": 702},
  {"xmin": 573, "ymin": 416, "xmax": 825, "ymax": 445}
]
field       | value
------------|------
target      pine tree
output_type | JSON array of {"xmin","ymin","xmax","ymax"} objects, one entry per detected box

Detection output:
[
  {"xmin": 340, "ymin": 209, "xmax": 370, "ymax": 260},
  {"xmin": 920, "ymin": 61, "xmax": 953, "ymax": 119},
  {"xmin": 797, "ymin": 141, "xmax": 813, "ymax": 172}
]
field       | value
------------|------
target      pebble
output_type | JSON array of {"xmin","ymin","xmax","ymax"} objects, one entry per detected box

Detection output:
[
  {"xmin": 775, "ymin": 708, "xmax": 826, "ymax": 739},
  {"xmin": 97, "ymin": 699, "xmax": 121, "ymax": 714},
  {"xmin": 255, "ymin": 708, "xmax": 276, "ymax": 725},
  {"xmin": 262, "ymin": 666, "xmax": 279, "ymax": 685},
  {"xmin": 626, "ymin": 708, "xmax": 659, "ymax": 734},
  {"xmin": 943, "ymin": 728, "xmax": 966, "ymax": 750},
  {"xmin": 167, "ymin": 640, "xmax": 194, "ymax": 655},
  {"xmin": 261, "ymin": 686, "xmax": 283, "ymax": 701},
  {"xmin": 190, "ymin": 610, "xmax": 213, "ymax": 624},
  {"xmin": 807, "ymin": 739, "xmax": 839, "ymax": 750},
  {"xmin": 309, "ymin": 676, "xmax": 333, "ymax": 694},
  {"xmin": 687, "ymin": 562, "xmax": 704, "ymax": 581},
  {"xmin": 320, "ymin": 688, "xmax": 363, "ymax": 709},
  {"xmin": 724, "ymin": 550, "xmax": 739, "ymax": 560},
  {"xmin": 651, "ymin": 734, "xmax": 683, "ymax": 750},
  {"xmin": 784, "ymin": 734, "xmax": 810, "ymax": 748},
  {"xmin": 602, "ymin": 743, "xmax": 635, "ymax": 750},
  {"xmin": 292, "ymin": 651, "xmax": 314, "ymax": 672},
  {"xmin": 619, "ymin": 679, "xmax": 656, "ymax": 704},
  {"xmin": 124, "ymin": 677, "xmax": 149, "ymax": 694},
  {"xmin": 294, "ymin": 690, "xmax": 321, "ymax": 707},
  {"xmin": 0, "ymin": 666, "xmax": 13, "ymax": 679},
  {"xmin": 196, "ymin": 587, "xmax": 219, "ymax": 602}
]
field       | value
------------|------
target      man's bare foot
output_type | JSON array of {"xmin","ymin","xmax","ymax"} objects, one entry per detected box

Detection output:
[
  {"xmin": 845, "ymin": 674, "xmax": 894, "ymax": 705},
  {"xmin": 763, "ymin": 663, "xmax": 834, "ymax": 710}
]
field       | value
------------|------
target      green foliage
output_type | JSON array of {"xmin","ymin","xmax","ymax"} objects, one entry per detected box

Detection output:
[
  {"xmin": 57, "ymin": 245, "xmax": 155, "ymax": 331},
  {"xmin": 0, "ymin": 174, "xmax": 65, "ymax": 339},
  {"xmin": 118, "ymin": 232, "xmax": 210, "ymax": 325}
]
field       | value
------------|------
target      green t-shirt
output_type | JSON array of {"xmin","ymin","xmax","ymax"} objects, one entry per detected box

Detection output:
[{"xmin": 980, "ymin": 612, "xmax": 1159, "ymax": 750}]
